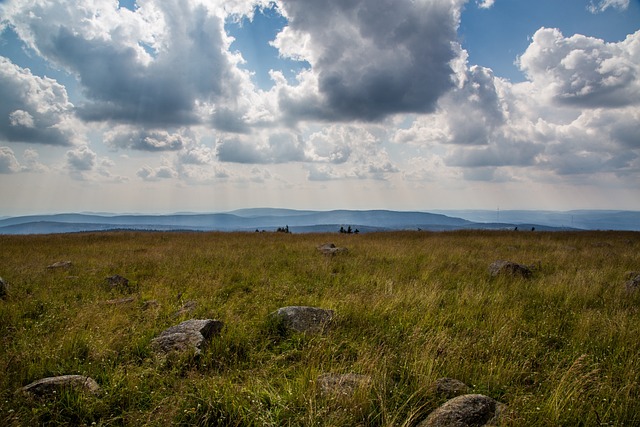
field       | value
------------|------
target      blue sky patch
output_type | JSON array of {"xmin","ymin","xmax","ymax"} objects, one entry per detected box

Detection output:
[{"xmin": 226, "ymin": 5, "xmax": 310, "ymax": 89}]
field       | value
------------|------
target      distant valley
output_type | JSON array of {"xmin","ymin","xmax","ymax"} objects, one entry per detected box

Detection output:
[{"xmin": 0, "ymin": 209, "xmax": 638, "ymax": 235}]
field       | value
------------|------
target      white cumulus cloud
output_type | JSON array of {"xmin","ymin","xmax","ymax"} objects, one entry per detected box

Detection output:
[
  {"xmin": 105, "ymin": 127, "xmax": 190, "ymax": 152},
  {"xmin": 588, "ymin": 0, "xmax": 629, "ymax": 13},
  {"xmin": 9, "ymin": 110, "xmax": 35, "ymax": 128},
  {"xmin": 137, "ymin": 164, "xmax": 178, "ymax": 181},
  {"xmin": 0, "ymin": 57, "xmax": 79, "ymax": 146},
  {"xmin": 66, "ymin": 145, "xmax": 97, "ymax": 172},
  {"xmin": 518, "ymin": 28, "xmax": 640, "ymax": 108},
  {"xmin": 0, "ymin": 146, "xmax": 21, "ymax": 173},
  {"xmin": 396, "ymin": 27, "xmax": 640, "ymax": 183},
  {"xmin": 477, "ymin": 0, "xmax": 495, "ymax": 9}
]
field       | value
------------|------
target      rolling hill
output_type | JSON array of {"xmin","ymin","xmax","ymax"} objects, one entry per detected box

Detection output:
[{"xmin": 1, "ymin": 208, "xmax": 637, "ymax": 235}]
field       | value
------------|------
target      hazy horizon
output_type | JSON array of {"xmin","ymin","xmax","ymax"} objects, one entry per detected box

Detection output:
[{"xmin": 2, "ymin": 206, "xmax": 640, "ymax": 218}]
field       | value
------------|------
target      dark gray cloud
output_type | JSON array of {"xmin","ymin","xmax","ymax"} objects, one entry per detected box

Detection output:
[
  {"xmin": 50, "ymin": 28, "xmax": 192, "ymax": 125},
  {"xmin": 275, "ymin": 0, "xmax": 462, "ymax": 122},
  {"xmin": 612, "ymin": 118, "xmax": 640, "ymax": 148},
  {"xmin": 217, "ymin": 138, "xmax": 266, "ymax": 164},
  {"xmin": 0, "ymin": 57, "xmax": 77, "ymax": 146},
  {"xmin": 6, "ymin": 1, "xmax": 243, "ymax": 128},
  {"xmin": 544, "ymin": 152, "xmax": 611, "ymax": 176},
  {"xmin": 446, "ymin": 139, "xmax": 543, "ymax": 168},
  {"xmin": 211, "ymin": 108, "xmax": 251, "ymax": 134},
  {"xmin": 439, "ymin": 65, "xmax": 505, "ymax": 145}
]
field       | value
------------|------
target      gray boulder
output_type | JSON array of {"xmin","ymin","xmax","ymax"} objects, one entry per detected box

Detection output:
[
  {"xmin": 317, "ymin": 243, "xmax": 348, "ymax": 256},
  {"xmin": 434, "ymin": 377, "xmax": 470, "ymax": 398},
  {"xmin": 625, "ymin": 272, "xmax": 640, "ymax": 292},
  {"xmin": 317, "ymin": 373, "xmax": 372, "ymax": 397},
  {"xmin": 488, "ymin": 260, "xmax": 532, "ymax": 278},
  {"xmin": 418, "ymin": 394, "xmax": 504, "ymax": 427},
  {"xmin": 270, "ymin": 306, "xmax": 335, "ymax": 334},
  {"xmin": 20, "ymin": 375, "xmax": 101, "ymax": 397},
  {"xmin": 0, "ymin": 277, "xmax": 7, "ymax": 299},
  {"xmin": 151, "ymin": 319, "xmax": 223, "ymax": 354}
]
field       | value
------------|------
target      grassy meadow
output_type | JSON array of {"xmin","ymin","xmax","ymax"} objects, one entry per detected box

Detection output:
[{"xmin": 1, "ymin": 230, "xmax": 639, "ymax": 426}]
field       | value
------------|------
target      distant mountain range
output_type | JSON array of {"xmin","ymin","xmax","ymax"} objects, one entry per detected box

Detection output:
[
  {"xmin": 0, "ymin": 209, "xmax": 638, "ymax": 235},
  {"xmin": 434, "ymin": 210, "xmax": 640, "ymax": 231}
]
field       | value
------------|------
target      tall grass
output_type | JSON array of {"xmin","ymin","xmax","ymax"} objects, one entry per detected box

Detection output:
[{"xmin": 1, "ymin": 230, "xmax": 639, "ymax": 425}]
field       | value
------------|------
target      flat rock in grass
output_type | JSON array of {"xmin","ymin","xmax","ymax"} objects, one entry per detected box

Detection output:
[
  {"xmin": 151, "ymin": 319, "xmax": 223, "ymax": 354},
  {"xmin": 418, "ymin": 394, "xmax": 505, "ymax": 427},
  {"xmin": 434, "ymin": 378, "xmax": 470, "ymax": 398},
  {"xmin": 104, "ymin": 296, "xmax": 135, "ymax": 305},
  {"xmin": 270, "ymin": 306, "xmax": 335, "ymax": 334},
  {"xmin": 488, "ymin": 260, "xmax": 532, "ymax": 279},
  {"xmin": 317, "ymin": 243, "xmax": 348, "ymax": 256},
  {"xmin": 47, "ymin": 261, "xmax": 72, "ymax": 270},
  {"xmin": 625, "ymin": 272, "xmax": 640, "ymax": 292},
  {"xmin": 317, "ymin": 373, "xmax": 372, "ymax": 397},
  {"xmin": 20, "ymin": 375, "xmax": 101, "ymax": 397},
  {"xmin": 0, "ymin": 277, "xmax": 7, "ymax": 299}
]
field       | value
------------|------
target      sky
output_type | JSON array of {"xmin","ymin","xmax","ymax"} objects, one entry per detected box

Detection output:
[{"xmin": 0, "ymin": 0, "xmax": 639, "ymax": 215}]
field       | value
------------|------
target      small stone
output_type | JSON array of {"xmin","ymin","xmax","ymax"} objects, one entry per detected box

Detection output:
[
  {"xmin": 270, "ymin": 306, "xmax": 335, "ymax": 334},
  {"xmin": 151, "ymin": 319, "xmax": 223, "ymax": 354},
  {"xmin": 625, "ymin": 272, "xmax": 640, "ymax": 292},
  {"xmin": 418, "ymin": 394, "xmax": 505, "ymax": 427},
  {"xmin": 434, "ymin": 378, "xmax": 470, "ymax": 398},
  {"xmin": 106, "ymin": 275, "xmax": 136, "ymax": 294},
  {"xmin": 0, "ymin": 277, "xmax": 7, "ymax": 299},
  {"xmin": 47, "ymin": 261, "xmax": 72, "ymax": 270},
  {"xmin": 488, "ymin": 260, "xmax": 532, "ymax": 278},
  {"xmin": 625, "ymin": 271, "xmax": 640, "ymax": 280},
  {"xmin": 106, "ymin": 274, "xmax": 128, "ymax": 287},
  {"xmin": 20, "ymin": 375, "xmax": 101, "ymax": 397},
  {"xmin": 317, "ymin": 243, "xmax": 348, "ymax": 256},
  {"xmin": 104, "ymin": 297, "xmax": 135, "ymax": 305}
]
